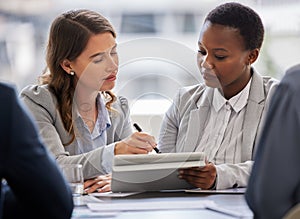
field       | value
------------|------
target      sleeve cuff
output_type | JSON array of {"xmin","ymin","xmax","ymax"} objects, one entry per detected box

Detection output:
[{"xmin": 101, "ymin": 143, "xmax": 115, "ymax": 173}]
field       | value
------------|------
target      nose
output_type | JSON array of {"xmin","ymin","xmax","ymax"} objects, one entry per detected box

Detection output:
[
  {"xmin": 105, "ymin": 55, "xmax": 118, "ymax": 73},
  {"xmin": 201, "ymin": 55, "xmax": 214, "ymax": 69}
]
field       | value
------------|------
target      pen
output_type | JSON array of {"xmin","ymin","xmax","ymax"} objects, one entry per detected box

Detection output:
[{"xmin": 133, "ymin": 123, "xmax": 161, "ymax": 153}]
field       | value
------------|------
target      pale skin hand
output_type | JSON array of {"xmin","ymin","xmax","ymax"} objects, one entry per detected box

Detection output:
[
  {"xmin": 114, "ymin": 132, "xmax": 157, "ymax": 154},
  {"xmin": 84, "ymin": 174, "xmax": 111, "ymax": 193},
  {"xmin": 178, "ymin": 162, "xmax": 217, "ymax": 190}
]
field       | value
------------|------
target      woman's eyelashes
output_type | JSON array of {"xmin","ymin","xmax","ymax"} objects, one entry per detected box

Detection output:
[
  {"xmin": 92, "ymin": 51, "xmax": 118, "ymax": 64},
  {"xmin": 93, "ymin": 58, "xmax": 103, "ymax": 64},
  {"xmin": 198, "ymin": 49, "xmax": 206, "ymax": 56},
  {"xmin": 215, "ymin": 55, "xmax": 226, "ymax": 60},
  {"xmin": 198, "ymin": 50, "xmax": 227, "ymax": 61}
]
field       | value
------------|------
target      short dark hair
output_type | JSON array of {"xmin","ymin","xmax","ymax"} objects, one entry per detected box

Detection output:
[{"xmin": 205, "ymin": 2, "xmax": 264, "ymax": 50}]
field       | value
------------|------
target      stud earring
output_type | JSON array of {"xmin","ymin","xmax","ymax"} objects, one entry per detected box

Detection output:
[{"xmin": 70, "ymin": 71, "xmax": 75, "ymax": 76}]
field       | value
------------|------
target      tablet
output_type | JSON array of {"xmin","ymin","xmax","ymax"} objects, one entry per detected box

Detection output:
[{"xmin": 111, "ymin": 152, "xmax": 205, "ymax": 192}]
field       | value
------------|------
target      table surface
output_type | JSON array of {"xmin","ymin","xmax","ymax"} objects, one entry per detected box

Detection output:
[{"xmin": 72, "ymin": 191, "xmax": 253, "ymax": 219}]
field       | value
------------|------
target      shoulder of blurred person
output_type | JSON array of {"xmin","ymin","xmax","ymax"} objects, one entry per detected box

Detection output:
[
  {"xmin": 285, "ymin": 64, "xmax": 300, "ymax": 75},
  {"xmin": 0, "ymin": 82, "xmax": 73, "ymax": 219},
  {"xmin": 245, "ymin": 64, "xmax": 300, "ymax": 219},
  {"xmin": 283, "ymin": 64, "xmax": 300, "ymax": 88}
]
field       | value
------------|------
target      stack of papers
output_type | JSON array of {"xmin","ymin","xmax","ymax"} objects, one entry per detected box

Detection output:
[
  {"xmin": 87, "ymin": 200, "xmax": 215, "ymax": 211},
  {"xmin": 86, "ymin": 199, "xmax": 251, "ymax": 218},
  {"xmin": 185, "ymin": 187, "xmax": 246, "ymax": 194}
]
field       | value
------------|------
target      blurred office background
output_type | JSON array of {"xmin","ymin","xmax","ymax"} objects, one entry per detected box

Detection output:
[{"xmin": 0, "ymin": 0, "xmax": 299, "ymax": 137}]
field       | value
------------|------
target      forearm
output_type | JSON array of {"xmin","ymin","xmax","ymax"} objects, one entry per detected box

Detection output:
[{"xmin": 56, "ymin": 147, "xmax": 107, "ymax": 179}]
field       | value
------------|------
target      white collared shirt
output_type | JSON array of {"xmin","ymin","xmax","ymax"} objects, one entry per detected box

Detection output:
[{"xmin": 195, "ymin": 78, "xmax": 252, "ymax": 164}]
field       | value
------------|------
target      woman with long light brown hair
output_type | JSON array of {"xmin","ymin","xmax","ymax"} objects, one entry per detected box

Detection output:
[{"xmin": 21, "ymin": 9, "xmax": 156, "ymax": 193}]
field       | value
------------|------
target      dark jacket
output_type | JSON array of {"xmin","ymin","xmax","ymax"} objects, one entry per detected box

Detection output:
[
  {"xmin": 0, "ymin": 83, "xmax": 73, "ymax": 219},
  {"xmin": 246, "ymin": 64, "xmax": 300, "ymax": 219}
]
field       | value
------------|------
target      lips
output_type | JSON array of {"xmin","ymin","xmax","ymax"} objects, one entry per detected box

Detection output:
[
  {"xmin": 105, "ymin": 75, "xmax": 116, "ymax": 81},
  {"xmin": 202, "ymin": 70, "xmax": 217, "ymax": 80}
]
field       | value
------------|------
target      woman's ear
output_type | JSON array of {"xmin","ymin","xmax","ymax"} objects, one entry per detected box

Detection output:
[
  {"xmin": 247, "ymin": 49, "xmax": 260, "ymax": 65},
  {"xmin": 60, "ymin": 59, "xmax": 73, "ymax": 74}
]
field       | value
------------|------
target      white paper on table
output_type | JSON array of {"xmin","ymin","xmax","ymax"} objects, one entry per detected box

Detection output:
[
  {"xmin": 87, "ymin": 200, "xmax": 216, "ymax": 212},
  {"xmin": 185, "ymin": 187, "xmax": 246, "ymax": 194},
  {"xmin": 207, "ymin": 203, "xmax": 253, "ymax": 218},
  {"xmin": 206, "ymin": 205, "xmax": 249, "ymax": 218},
  {"xmin": 72, "ymin": 208, "xmax": 119, "ymax": 218},
  {"xmin": 88, "ymin": 191, "xmax": 141, "ymax": 198},
  {"xmin": 73, "ymin": 195, "xmax": 103, "ymax": 206},
  {"xmin": 86, "ymin": 199, "xmax": 252, "ymax": 218}
]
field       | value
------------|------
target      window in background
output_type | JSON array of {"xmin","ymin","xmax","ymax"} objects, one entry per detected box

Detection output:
[{"xmin": 121, "ymin": 14, "xmax": 158, "ymax": 34}]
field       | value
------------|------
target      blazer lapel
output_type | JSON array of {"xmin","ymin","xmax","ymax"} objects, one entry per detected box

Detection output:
[
  {"xmin": 242, "ymin": 70, "xmax": 265, "ymax": 161},
  {"xmin": 183, "ymin": 88, "xmax": 213, "ymax": 152}
]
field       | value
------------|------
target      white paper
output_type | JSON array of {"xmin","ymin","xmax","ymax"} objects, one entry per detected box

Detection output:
[
  {"xmin": 88, "ymin": 191, "xmax": 141, "ymax": 198},
  {"xmin": 73, "ymin": 195, "xmax": 103, "ymax": 206},
  {"xmin": 87, "ymin": 200, "xmax": 216, "ymax": 212},
  {"xmin": 72, "ymin": 208, "xmax": 119, "ymax": 218},
  {"xmin": 185, "ymin": 187, "xmax": 246, "ymax": 194},
  {"xmin": 207, "ymin": 204, "xmax": 253, "ymax": 218},
  {"xmin": 206, "ymin": 205, "xmax": 246, "ymax": 218}
]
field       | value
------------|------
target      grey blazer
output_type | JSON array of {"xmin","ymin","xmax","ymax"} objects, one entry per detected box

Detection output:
[
  {"xmin": 158, "ymin": 70, "xmax": 278, "ymax": 189},
  {"xmin": 20, "ymin": 85, "xmax": 132, "ymax": 179}
]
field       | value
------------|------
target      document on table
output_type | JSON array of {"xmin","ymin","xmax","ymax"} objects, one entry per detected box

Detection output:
[
  {"xmin": 206, "ymin": 205, "xmax": 252, "ymax": 218},
  {"xmin": 73, "ymin": 195, "xmax": 103, "ymax": 206},
  {"xmin": 185, "ymin": 187, "xmax": 246, "ymax": 194},
  {"xmin": 88, "ymin": 191, "xmax": 141, "ymax": 198},
  {"xmin": 87, "ymin": 200, "xmax": 216, "ymax": 212},
  {"xmin": 72, "ymin": 208, "xmax": 119, "ymax": 218},
  {"xmin": 86, "ymin": 198, "xmax": 252, "ymax": 218}
]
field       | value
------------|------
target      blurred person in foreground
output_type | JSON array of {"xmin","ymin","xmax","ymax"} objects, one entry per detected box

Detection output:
[
  {"xmin": 246, "ymin": 64, "xmax": 300, "ymax": 219},
  {"xmin": 20, "ymin": 9, "xmax": 156, "ymax": 193},
  {"xmin": 0, "ymin": 82, "xmax": 73, "ymax": 219},
  {"xmin": 158, "ymin": 2, "xmax": 278, "ymax": 190}
]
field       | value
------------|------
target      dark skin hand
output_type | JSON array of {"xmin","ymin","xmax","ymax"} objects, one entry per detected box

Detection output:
[{"xmin": 178, "ymin": 162, "xmax": 217, "ymax": 189}]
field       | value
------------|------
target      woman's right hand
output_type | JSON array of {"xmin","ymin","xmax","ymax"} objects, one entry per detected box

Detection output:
[{"xmin": 114, "ymin": 132, "xmax": 156, "ymax": 154}]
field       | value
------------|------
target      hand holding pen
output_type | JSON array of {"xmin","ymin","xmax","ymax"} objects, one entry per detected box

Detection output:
[
  {"xmin": 133, "ymin": 123, "xmax": 161, "ymax": 153},
  {"xmin": 114, "ymin": 124, "xmax": 157, "ymax": 154}
]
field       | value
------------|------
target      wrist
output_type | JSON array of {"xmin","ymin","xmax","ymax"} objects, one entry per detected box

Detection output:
[{"xmin": 209, "ymin": 174, "xmax": 217, "ymax": 190}]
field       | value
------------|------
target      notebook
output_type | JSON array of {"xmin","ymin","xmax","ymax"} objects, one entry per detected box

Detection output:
[{"xmin": 111, "ymin": 152, "xmax": 205, "ymax": 192}]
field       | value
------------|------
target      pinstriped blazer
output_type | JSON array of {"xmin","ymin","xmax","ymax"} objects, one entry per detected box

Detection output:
[{"xmin": 158, "ymin": 69, "xmax": 278, "ymax": 189}]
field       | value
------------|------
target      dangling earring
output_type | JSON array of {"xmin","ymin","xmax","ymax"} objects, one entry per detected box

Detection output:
[{"xmin": 70, "ymin": 71, "xmax": 75, "ymax": 76}]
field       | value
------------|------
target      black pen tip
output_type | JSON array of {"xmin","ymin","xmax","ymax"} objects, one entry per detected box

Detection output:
[{"xmin": 154, "ymin": 147, "xmax": 161, "ymax": 153}]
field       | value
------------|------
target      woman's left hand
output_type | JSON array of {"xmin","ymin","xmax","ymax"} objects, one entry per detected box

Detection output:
[
  {"xmin": 178, "ymin": 162, "xmax": 217, "ymax": 189},
  {"xmin": 84, "ymin": 174, "xmax": 111, "ymax": 193}
]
